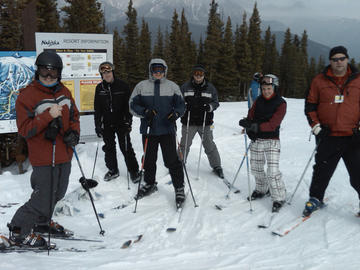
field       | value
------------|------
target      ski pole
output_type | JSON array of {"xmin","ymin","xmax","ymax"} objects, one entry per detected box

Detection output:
[
  {"xmin": 125, "ymin": 134, "xmax": 130, "ymax": 190},
  {"xmin": 91, "ymin": 140, "xmax": 100, "ymax": 179},
  {"xmin": 175, "ymin": 127, "xmax": 198, "ymax": 207},
  {"xmin": 225, "ymin": 134, "xmax": 251, "ymax": 198},
  {"xmin": 183, "ymin": 111, "xmax": 191, "ymax": 164},
  {"xmin": 134, "ymin": 125, "xmax": 151, "ymax": 213},
  {"xmin": 244, "ymin": 132, "xmax": 253, "ymax": 212},
  {"xmin": 287, "ymin": 144, "xmax": 318, "ymax": 205},
  {"xmin": 72, "ymin": 147, "xmax": 104, "ymax": 235},
  {"xmin": 196, "ymin": 111, "xmax": 207, "ymax": 180},
  {"xmin": 47, "ymin": 140, "xmax": 56, "ymax": 255}
]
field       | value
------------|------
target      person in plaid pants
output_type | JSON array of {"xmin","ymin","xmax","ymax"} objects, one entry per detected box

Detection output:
[{"xmin": 239, "ymin": 74, "xmax": 287, "ymax": 213}]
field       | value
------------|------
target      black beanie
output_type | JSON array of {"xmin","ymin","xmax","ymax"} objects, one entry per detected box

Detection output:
[
  {"xmin": 192, "ymin": 64, "xmax": 206, "ymax": 73},
  {"xmin": 329, "ymin": 46, "xmax": 349, "ymax": 59}
]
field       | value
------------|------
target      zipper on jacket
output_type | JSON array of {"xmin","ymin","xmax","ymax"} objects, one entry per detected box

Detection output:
[{"xmin": 107, "ymin": 84, "xmax": 113, "ymax": 113}]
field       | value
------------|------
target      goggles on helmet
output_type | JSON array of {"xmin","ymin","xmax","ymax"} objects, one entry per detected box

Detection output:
[
  {"xmin": 261, "ymin": 76, "xmax": 274, "ymax": 86},
  {"xmin": 38, "ymin": 65, "xmax": 59, "ymax": 79}
]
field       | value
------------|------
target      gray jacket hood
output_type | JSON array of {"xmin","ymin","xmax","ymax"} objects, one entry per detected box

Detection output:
[{"xmin": 148, "ymin": 58, "xmax": 168, "ymax": 81}]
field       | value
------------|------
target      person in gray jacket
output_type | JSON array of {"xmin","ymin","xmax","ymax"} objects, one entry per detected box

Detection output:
[
  {"xmin": 129, "ymin": 58, "xmax": 186, "ymax": 208},
  {"xmin": 179, "ymin": 64, "xmax": 224, "ymax": 179}
]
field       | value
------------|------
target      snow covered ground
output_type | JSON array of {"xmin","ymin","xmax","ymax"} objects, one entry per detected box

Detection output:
[{"xmin": 1, "ymin": 99, "xmax": 360, "ymax": 270}]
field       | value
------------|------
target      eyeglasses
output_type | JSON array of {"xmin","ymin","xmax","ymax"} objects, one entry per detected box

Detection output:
[
  {"xmin": 38, "ymin": 65, "xmax": 59, "ymax": 79},
  {"xmin": 330, "ymin": 56, "xmax": 347, "ymax": 63},
  {"xmin": 193, "ymin": 71, "xmax": 204, "ymax": 77},
  {"xmin": 100, "ymin": 64, "xmax": 113, "ymax": 74}
]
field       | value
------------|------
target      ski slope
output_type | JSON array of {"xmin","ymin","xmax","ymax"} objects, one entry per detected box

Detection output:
[{"xmin": 1, "ymin": 99, "xmax": 360, "ymax": 270}]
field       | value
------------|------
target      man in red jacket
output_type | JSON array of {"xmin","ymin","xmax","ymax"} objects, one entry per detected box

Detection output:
[
  {"xmin": 304, "ymin": 46, "xmax": 360, "ymax": 216},
  {"xmin": 6, "ymin": 51, "xmax": 80, "ymax": 247}
]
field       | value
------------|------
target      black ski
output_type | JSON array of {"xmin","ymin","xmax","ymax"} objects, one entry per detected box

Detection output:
[
  {"xmin": 121, "ymin": 234, "xmax": 143, "ymax": 249},
  {"xmin": 222, "ymin": 178, "xmax": 241, "ymax": 194}
]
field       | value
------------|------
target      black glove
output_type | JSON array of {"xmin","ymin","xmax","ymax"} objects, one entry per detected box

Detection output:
[
  {"xmin": 63, "ymin": 129, "xmax": 79, "ymax": 147},
  {"xmin": 247, "ymin": 123, "xmax": 259, "ymax": 134},
  {"xmin": 79, "ymin": 176, "xmax": 98, "ymax": 191},
  {"xmin": 352, "ymin": 128, "xmax": 360, "ymax": 145},
  {"xmin": 203, "ymin": 103, "xmax": 211, "ymax": 112},
  {"xmin": 167, "ymin": 111, "xmax": 179, "ymax": 122},
  {"xmin": 247, "ymin": 131, "xmax": 258, "ymax": 141},
  {"xmin": 185, "ymin": 103, "xmax": 192, "ymax": 111},
  {"xmin": 312, "ymin": 124, "xmax": 330, "ymax": 142},
  {"xmin": 95, "ymin": 126, "xmax": 103, "ymax": 138},
  {"xmin": 44, "ymin": 117, "xmax": 62, "ymax": 142},
  {"xmin": 145, "ymin": 109, "xmax": 157, "ymax": 123},
  {"xmin": 239, "ymin": 118, "xmax": 252, "ymax": 128}
]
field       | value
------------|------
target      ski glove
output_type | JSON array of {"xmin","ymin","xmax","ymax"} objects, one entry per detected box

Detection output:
[
  {"xmin": 239, "ymin": 118, "xmax": 252, "ymax": 128},
  {"xmin": 95, "ymin": 126, "xmax": 103, "ymax": 138},
  {"xmin": 123, "ymin": 122, "xmax": 132, "ymax": 134},
  {"xmin": 44, "ymin": 117, "xmax": 62, "ymax": 142},
  {"xmin": 167, "ymin": 111, "xmax": 179, "ymax": 122},
  {"xmin": 312, "ymin": 123, "xmax": 330, "ymax": 142},
  {"xmin": 144, "ymin": 109, "xmax": 157, "ymax": 123},
  {"xmin": 203, "ymin": 103, "xmax": 212, "ymax": 112},
  {"xmin": 352, "ymin": 127, "xmax": 360, "ymax": 145},
  {"xmin": 63, "ymin": 129, "xmax": 79, "ymax": 147},
  {"xmin": 247, "ymin": 123, "xmax": 259, "ymax": 134},
  {"xmin": 185, "ymin": 103, "xmax": 192, "ymax": 111}
]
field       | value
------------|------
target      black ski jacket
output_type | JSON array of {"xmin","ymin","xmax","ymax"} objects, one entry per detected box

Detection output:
[
  {"xmin": 94, "ymin": 78, "xmax": 132, "ymax": 130},
  {"xmin": 180, "ymin": 78, "xmax": 219, "ymax": 126}
]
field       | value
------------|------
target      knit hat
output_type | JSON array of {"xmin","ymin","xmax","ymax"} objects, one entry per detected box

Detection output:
[
  {"xmin": 329, "ymin": 46, "xmax": 349, "ymax": 59},
  {"xmin": 192, "ymin": 64, "xmax": 206, "ymax": 73}
]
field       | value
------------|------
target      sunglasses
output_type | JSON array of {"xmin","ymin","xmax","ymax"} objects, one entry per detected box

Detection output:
[
  {"xmin": 193, "ymin": 71, "xmax": 204, "ymax": 77},
  {"xmin": 330, "ymin": 56, "xmax": 347, "ymax": 63},
  {"xmin": 38, "ymin": 66, "xmax": 59, "ymax": 79},
  {"xmin": 100, "ymin": 65, "xmax": 113, "ymax": 73}
]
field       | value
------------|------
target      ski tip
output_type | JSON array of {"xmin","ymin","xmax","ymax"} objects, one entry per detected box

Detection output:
[
  {"xmin": 166, "ymin": 228, "xmax": 176, "ymax": 233},
  {"xmin": 257, "ymin": 225, "xmax": 268, "ymax": 229},
  {"xmin": 271, "ymin": 231, "xmax": 284, "ymax": 237},
  {"xmin": 215, "ymin": 205, "xmax": 223, "ymax": 210},
  {"xmin": 234, "ymin": 190, "xmax": 241, "ymax": 194}
]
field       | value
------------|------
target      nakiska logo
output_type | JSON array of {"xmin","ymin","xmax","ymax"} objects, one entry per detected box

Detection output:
[{"xmin": 41, "ymin": 40, "xmax": 60, "ymax": 47}]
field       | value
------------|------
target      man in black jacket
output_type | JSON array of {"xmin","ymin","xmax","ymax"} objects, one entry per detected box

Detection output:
[
  {"xmin": 94, "ymin": 62, "xmax": 140, "ymax": 182},
  {"xmin": 179, "ymin": 64, "xmax": 224, "ymax": 178}
]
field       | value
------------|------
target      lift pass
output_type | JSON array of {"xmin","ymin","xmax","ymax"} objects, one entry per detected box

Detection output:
[{"xmin": 334, "ymin": 95, "xmax": 344, "ymax": 103}]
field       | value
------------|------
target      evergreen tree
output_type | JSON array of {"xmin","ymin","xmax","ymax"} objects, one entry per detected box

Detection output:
[
  {"xmin": 317, "ymin": 55, "xmax": 326, "ymax": 74},
  {"xmin": 203, "ymin": 0, "xmax": 224, "ymax": 86},
  {"xmin": 123, "ymin": 0, "xmax": 141, "ymax": 89},
  {"xmin": 0, "ymin": 0, "xmax": 23, "ymax": 50},
  {"xmin": 307, "ymin": 57, "xmax": 317, "ymax": 95},
  {"xmin": 163, "ymin": 27, "xmax": 171, "ymax": 65},
  {"xmin": 168, "ymin": 9, "xmax": 182, "ymax": 82},
  {"xmin": 269, "ymin": 34, "xmax": 280, "ymax": 75},
  {"xmin": 138, "ymin": 18, "xmax": 152, "ymax": 80},
  {"xmin": 197, "ymin": 36, "xmax": 205, "ymax": 65},
  {"xmin": 279, "ymin": 28, "xmax": 296, "ymax": 97},
  {"xmin": 113, "ymin": 28, "xmax": 127, "ymax": 80},
  {"xmin": 61, "ymin": 0, "xmax": 105, "ymax": 33},
  {"xmin": 248, "ymin": 2, "xmax": 263, "ymax": 75},
  {"xmin": 153, "ymin": 26, "xmax": 164, "ymax": 59},
  {"xmin": 217, "ymin": 16, "xmax": 237, "ymax": 99},
  {"xmin": 37, "ymin": 0, "xmax": 61, "ymax": 32},
  {"xmin": 234, "ymin": 12, "xmax": 252, "ymax": 99},
  {"xmin": 262, "ymin": 26, "xmax": 272, "ymax": 74}
]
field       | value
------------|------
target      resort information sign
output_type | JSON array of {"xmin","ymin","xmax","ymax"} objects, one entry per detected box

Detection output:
[{"xmin": 35, "ymin": 32, "xmax": 113, "ymax": 113}]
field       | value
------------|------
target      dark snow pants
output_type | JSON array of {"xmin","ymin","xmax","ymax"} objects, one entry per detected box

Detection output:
[
  {"xmin": 309, "ymin": 136, "xmax": 360, "ymax": 201},
  {"xmin": 102, "ymin": 126, "xmax": 139, "ymax": 174},
  {"xmin": 142, "ymin": 134, "xmax": 184, "ymax": 189},
  {"xmin": 10, "ymin": 162, "xmax": 71, "ymax": 236}
]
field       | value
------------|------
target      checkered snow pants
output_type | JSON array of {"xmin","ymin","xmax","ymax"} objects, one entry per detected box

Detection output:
[{"xmin": 250, "ymin": 139, "xmax": 286, "ymax": 202}]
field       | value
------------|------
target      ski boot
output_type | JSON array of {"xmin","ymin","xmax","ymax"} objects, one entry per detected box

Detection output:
[
  {"xmin": 303, "ymin": 197, "xmax": 324, "ymax": 217},
  {"xmin": 33, "ymin": 220, "xmax": 74, "ymax": 238},
  {"xmin": 130, "ymin": 171, "xmax": 141, "ymax": 184},
  {"xmin": 247, "ymin": 190, "xmax": 270, "ymax": 201},
  {"xmin": 134, "ymin": 182, "xmax": 158, "ymax": 200},
  {"xmin": 213, "ymin": 167, "xmax": 224, "ymax": 179},
  {"xmin": 272, "ymin": 201, "xmax": 285, "ymax": 213},
  {"xmin": 7, "ymin": 224, "xmax": 46, "ymax": 248},
  {"xmin": 175, "ymin": 186, "xmax": 185, "ymax": 209},
  {"xmin": 104, "ymin": 169, "xmax": 119, "ymax": 181}
]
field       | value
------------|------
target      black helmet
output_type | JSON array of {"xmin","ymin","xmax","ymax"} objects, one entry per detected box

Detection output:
[
  {"xmin": 253, "ymin": 72, "xmax": 262, "ymax": 82},
  {"xmin": 35, "ymin": 51, "xmax": 63, "ymax": 69},
  {"xmin": 35, "ymin": 51, "xmax": 63, "ymax": 81}
]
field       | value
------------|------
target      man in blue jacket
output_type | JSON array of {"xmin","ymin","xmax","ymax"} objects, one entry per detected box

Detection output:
[
  {"xmin": 129, "ymin": 59, "xmax": 186, "ymax": 208},
  {"xmin": 248, "ymin": 72, "xmax": 262, "ymax": 109}
]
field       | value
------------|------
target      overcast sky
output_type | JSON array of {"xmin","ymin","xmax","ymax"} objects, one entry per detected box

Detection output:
[{"xmin": 252, "ymin": 0, "xmax": 360, "ymax": 20}]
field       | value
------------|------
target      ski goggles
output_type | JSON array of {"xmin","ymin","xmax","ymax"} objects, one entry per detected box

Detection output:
[
  {"xmin": 193, "ymin": 70, "xmax": 205, "ymax": 77},
  {"xmin": 99, "ymin": 64, "xmax": 113, "ymax": 74},
  {"xmin": 261, "ymin": 76, "xmax": 274, "ymax": 85},
  {"xmin": 38, "ymin": 65, "xmax": 59, "ymax": 79},
  {"xmin": 151, "ymin": 65, "xmax": 165, "ymax": 74}
]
